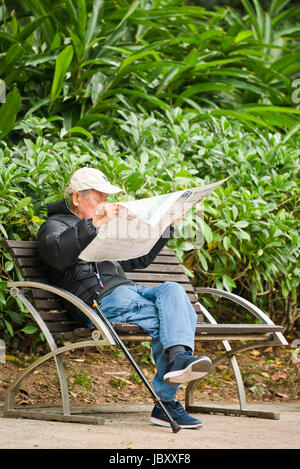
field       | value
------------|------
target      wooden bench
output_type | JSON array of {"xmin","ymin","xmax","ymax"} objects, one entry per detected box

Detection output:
[{"xmin": 2, "ymin": 239, "xmax": 287, "ymax": 424}]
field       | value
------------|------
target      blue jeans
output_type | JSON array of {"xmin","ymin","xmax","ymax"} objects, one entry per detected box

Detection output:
[{"xmin": 96, "ymin": 281, "xmax": 197, "ymax": 402}]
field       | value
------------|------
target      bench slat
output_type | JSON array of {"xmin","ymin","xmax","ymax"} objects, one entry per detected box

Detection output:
[
  {"xmin": 126, "ymin": 264, "xmax": 185, "ymax": 274},
  {"xmin": 126, "ymin": 272, "xmax": 190, "ymax": 283},
  {"xmin": 20, "ymin": 264, "xmax": 186, "ymax": 277},
  {"xmin": 32, "ymin": 299, "xmax": 64, "ymax": 310},
  {"xmin": 23, "ymin": 271, "xmax": 192, "ymax": 284},
  {"xmin": 4, "ymin": 240, "xmax": 37, "ymax": 249},
  {"xmin": 159, "ymin": 248, "xmax": 176, "ymax": 256},
  {"xmin": 32, "ymin": 289, "xmax": 58, "ymax": 300},
  {"xmin": 15, "ymin": 257, "xmax": 44, "ymax": 268},
  {"xmin": 109, "ymin": 322, "xmax": 283, "ymax": 335},
  {"xmin": 195, "ymin": 324, "xmax": 283, "ymax": 334},
  {"xmin": 39, "ymin": 311, "xmax": 68, "ymax": 321},
  {"xmin": 20, "ymin": 267, "xmax": 47, "ymax": 277},
  {"xmin": 15, "ymin": 256, "xmax": 180, "ymax": 268},
  {"xmin": 47, "ymin": 322, "xmax": 78, "ymax": 332},
  {"xmin": 152, "ymin": 256, "xmax": 180, "ymax": 264},
  {"xmin": 6, "ymin": 247, "xmax": 38, "ymax": 258}
]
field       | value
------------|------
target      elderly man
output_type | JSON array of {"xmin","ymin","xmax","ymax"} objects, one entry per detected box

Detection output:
[{"xmin": 37, "ymin": 167, "xmax": 212, "ymax": 429}]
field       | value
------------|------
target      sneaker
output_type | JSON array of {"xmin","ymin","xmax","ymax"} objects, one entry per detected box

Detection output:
[
  {"xmin": 163, "ymin": 351, "xmax": 212, "ymax": 385},
  {"xmin": 150, "ymin": 400, "xmax": 202, "ymax": 429}
]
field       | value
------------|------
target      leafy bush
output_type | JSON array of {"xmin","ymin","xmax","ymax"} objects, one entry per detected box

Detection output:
[
  {"xmin": 0, "ymin": 0, "xmax": 299, "ymax": 348},
  {"xmin": 0, "ymin": 112, "xmax": 299, "ymax": 347},
  {"xmin": 1, "ymin": 0, "xmax": 300, "ymax": 137}
]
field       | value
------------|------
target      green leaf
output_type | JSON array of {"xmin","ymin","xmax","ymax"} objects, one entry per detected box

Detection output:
[
  {"xmin": 5, "ymin": 320, "xmax": 14, "ymax": 337},
  {"xmin": 235, "ymin": 229, "xmax": 251, "ymax": 241},
  {"xmin": 235, "ymin": 220, "xmax": 249, "ymax": 228},
  {"xmin": 7, "ymin": 310, "xmax": 23, "ymax": 325},
  {"xmin": 84, "ymin": 0, "xmax": 104, "ymax": 49},
  {"xmin": 22, "ymin": 325, "xmax": 38, "ymax": 335},
  {"xmin": 18, "ymin": 15, "xmax": 48, "ymax": 42},
  {"xmin": 64, "ymin": 126, "xmax": 93, "ymax": 141},
  {"xmin": 0, "ymin": 86, "xmax": 21, "ymax": 139},
  {"xmin": 197, "ymin": 251, "xmax": 208, "ymax": 271},
  {"xmin": 234, "ymin": 30, "xmax": 254, "ymax": 43},
  {"xmin": 5, "ymin": 261, "xmax": 14, "ymax": 272},
  {"xmin": 281, "ymin": 280, "xmax": 289, "ymax": 298},
  {"xmin": 222, "ymin": 275, "xmax": 236, "ymax": 292},
  {"xmin": 200, "ymin": 219, "xmax": 213, "ymax": 244},
  {"xmin": 0, "ymin": 223, "xmax": 8, "ymax": 238},
  {"xmin": 0, "ymin": 43, "xmax": 24, "ymax": 75},
  {"xmin": 16, "ymin": 197, "xmax": 32, "ymax": 210},
  {"xmin": 223, "ymin": 236, "xmax": 231, "ymax": 250},
  {"xmin": 182, "ymin": 265, "xmax": 194, "ymax": 278},
  {"xmin": 251, "ymin": 282, "xmax": 257, "ymax": 303},
  {"xmin": 49, "ymin": 45, "xmax": 74, "ymax": 110}
]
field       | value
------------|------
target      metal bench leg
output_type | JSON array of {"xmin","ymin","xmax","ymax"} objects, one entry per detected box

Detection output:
[
  {"xmin": 185, "ymin": 302, "xmax": 280, "ymax": 420},
  {"xmin": 3, "ymin": 341, "xmax": 106, "ymax": 425},
  {"xmin": 9, "ymin": 288, "xmax": 72, "ymax": 416},
  {"xmin": 4, "ymin": 287, "xmax": 106, "ymax": 424}
]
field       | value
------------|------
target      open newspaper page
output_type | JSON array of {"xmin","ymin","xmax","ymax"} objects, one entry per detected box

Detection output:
[{"xmin": 79, "ymin": 178, "xmax": 227, "ymax": 262}]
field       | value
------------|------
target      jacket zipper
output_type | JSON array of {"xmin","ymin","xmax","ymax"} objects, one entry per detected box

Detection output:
[
  {"xmin": 94, "ymin": 262, "xmax": 119, "ymax": 289},
  {"xmin": 94, "ymin": 262, "xmax": 104, "ymax": 288}
]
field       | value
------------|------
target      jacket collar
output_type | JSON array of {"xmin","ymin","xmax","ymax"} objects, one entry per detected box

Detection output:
[{"xmin": 47, "ymin": 199, "xmax": 77, "ymax": 217}]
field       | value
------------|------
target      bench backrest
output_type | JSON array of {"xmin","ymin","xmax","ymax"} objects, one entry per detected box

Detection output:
[{"xmin": 4, "ymin": 240, "xmax": 202, "ymax": 338}]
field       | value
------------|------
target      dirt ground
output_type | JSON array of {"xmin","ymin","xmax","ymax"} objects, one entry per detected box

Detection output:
[
  {"xmin": 0, "ymin": 401, "xmax": 299, "ymax": 450},
  {"xmin": 1, "ymin": 341, "xmax": 299, "ymax": 408},
  {"xmin": 0, "ymin": 341, "xmax": 299, "ymax": 450}
]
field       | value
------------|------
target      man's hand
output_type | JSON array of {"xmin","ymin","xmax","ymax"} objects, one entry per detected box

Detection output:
[{"xmin": 92, "ymin": 203, "xmax": 120, "ymax": 228}]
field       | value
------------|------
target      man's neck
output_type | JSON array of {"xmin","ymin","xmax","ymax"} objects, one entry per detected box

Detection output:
[{"xmin": 66, "ymin": 200, "xmax": 80, "ymax": 218}]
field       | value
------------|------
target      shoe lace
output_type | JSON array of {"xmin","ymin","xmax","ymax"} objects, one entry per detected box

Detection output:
[{"xmin": 167, "ymin": 400, "xmax": 187, "ymax": 416}]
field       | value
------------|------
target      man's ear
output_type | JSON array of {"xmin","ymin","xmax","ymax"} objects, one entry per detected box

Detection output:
[{"xmin": 72, "ymin": 191, "xmax": 81, "ymax": 207}]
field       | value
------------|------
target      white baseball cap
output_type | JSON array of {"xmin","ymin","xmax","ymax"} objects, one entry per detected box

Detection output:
[{"xmin": 67, "ymin": 167, "xmax": 123, "ymax": 194}]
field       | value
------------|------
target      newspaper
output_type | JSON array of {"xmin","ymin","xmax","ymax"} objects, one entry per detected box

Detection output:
[{"xmin": 79, "ymin": 178, "xmax": 228, "ymax": 262}]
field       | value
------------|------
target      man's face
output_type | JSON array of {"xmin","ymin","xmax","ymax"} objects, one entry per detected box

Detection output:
[{"xmin": 72, "ymin": 190, "xmax": 108, "ymax": 219}]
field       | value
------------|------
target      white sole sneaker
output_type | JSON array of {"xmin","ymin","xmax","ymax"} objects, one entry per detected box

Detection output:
[
  {"xmin": 163, "ymin": 356, "xmax": 212, "ymax": 385},
  {"xmin": 150, "ymin": 416, "xmax": 203, "ymax": 429}
]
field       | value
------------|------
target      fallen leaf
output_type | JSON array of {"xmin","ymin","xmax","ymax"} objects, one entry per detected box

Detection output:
[
  {"xmin": 271, "ymin": 373, "xmax": 287, "ymax": 381},
  {"xmin": 216, "ymin": 365, "xmax": 227, "ymax": 371},
  {"xmin": 221, "ymin": 375, "xmax": 233, "ymax": 381},
  {"xmin": 275, "ymin": 392, "xmax": 289, "ymax": 399},
  {"xmin": 252, "ymin": 374, "xmax": 265, "ymax": 383},
  {"xmin": 250, "ymin": 350, "xmax": 261, "ymax": 356},
  {"xmin": 5, "ymin": 355, "xmax": 23, "ymax": 365}
]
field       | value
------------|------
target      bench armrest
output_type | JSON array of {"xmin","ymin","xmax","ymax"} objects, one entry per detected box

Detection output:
[
  {"xmin": 195, "ymin": 287, "xmax": 288, "ymax": 346},
  {"xmin": 7, "ymin": 281, "xmax": 116, "ymax": 346}
]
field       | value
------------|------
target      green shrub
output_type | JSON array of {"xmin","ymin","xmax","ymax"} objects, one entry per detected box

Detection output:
[{"xmin": 0, "ymin": 112, "xmax": 299, "ymax": 348}]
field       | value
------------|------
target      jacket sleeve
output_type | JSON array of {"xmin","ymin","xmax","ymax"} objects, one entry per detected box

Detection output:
[
  {"xmin": 37, "ymin": 218, "xmax": 97, "ymax": 271},
  {"xmin": 119, "ymin": 225, "xmax": 174, "ymax": 271}
]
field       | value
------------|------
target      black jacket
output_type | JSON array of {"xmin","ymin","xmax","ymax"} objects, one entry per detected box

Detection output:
[{"xmin": 37, "ymin": 199, "xmax": 174, "ymax": 325}]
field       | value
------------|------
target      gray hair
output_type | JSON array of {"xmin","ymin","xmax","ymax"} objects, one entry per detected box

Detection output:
[{"xmin": 68, "ymin": 189, "xmax": 94, "ymax": 210}]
